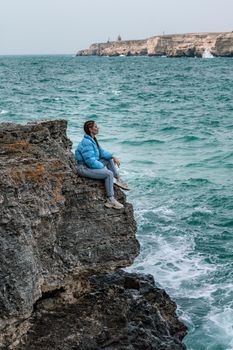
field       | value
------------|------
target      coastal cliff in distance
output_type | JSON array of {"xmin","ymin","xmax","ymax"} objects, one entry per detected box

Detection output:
[
  {"xmin": 0, "ymin": 120, "xmax": 187, "ymax": 349},
  {"xmin": 76, "ymin": 32, "xmax": 233, "ymax": 57}
]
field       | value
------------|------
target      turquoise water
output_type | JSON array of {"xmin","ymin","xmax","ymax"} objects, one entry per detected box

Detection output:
[{"xmin": 1, "ymin": 55, "xmax": 233, "ymax": 349}]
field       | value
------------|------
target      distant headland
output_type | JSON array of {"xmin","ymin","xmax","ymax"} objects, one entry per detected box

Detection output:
[{"xmin": 76, "ymin": 32, "xmax": 233, "ymax": 57}]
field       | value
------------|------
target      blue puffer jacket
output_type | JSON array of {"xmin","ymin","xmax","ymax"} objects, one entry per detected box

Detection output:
[{"xmin": 75, "ymin": 135, "xmax": 113, "ymax": 169}]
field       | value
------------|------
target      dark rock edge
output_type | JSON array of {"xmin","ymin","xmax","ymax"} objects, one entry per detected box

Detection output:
[{"xmin": 17, "ymin": 270, "xmax": 188, "ymax": 350}]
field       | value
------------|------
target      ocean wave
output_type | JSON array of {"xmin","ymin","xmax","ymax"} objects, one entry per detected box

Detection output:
[
  {"xmin": 132, "ymin": 176, "xmax": 172, "ymax": 190},
  {"xmin": 222, "ymin": 151, "xmax": 233, "ymax": 160},
  {"xmin": 121, "ymin": 139, "xmax": 165, "ymax": 146},
  {"xmin": 204, "ymin": 307, "xmax": 233, "ymax": 349},
  {"xmin": 192, "ymin": 206, "xmax": 213, "ymax": 215},
  {"xmin": 217, "ymin": 219, "xmax": 233, "ymax": 228},
  {"xmin": 111, "ymin": 90, "xmax": 121, "ymax": 95},
  {"xmin": 187, "ymin": 206, "xmax": 213, "ymax": 225},
  {"xmin": 208, "ymin": 195, "xmax": 233, "ymax": 210},
  {"xmin": 0, "ymin": 109, "xmax": 8, "ymax": 115},
  {"xmin": 174, "ymin": 135, "xmax": 203, "ymax": 142},
  {"xmin": 216, "ymin": 95, "xmax": 232, "ymax": 102},
  {"xmin": 182, "ymin": 178, "xmax": 212, "ymax": 187},
  {"xmin": 224, "ymin": 163, "xmax": 233, "ymax": 168},
  {"xmin": 184, "ymin": 162, "xmax": 204, "ymax": 168},
  {"xmin": 202, "ymin": 154, "xmax": 223, "ymax": 163},
  {"xmin": 128, "ymin": 228, "xmax": 216, "ymax": 294},
  {"xmin": 99, "ymin": 137, "xmax": 118, "ymax": 142},
  {"xmin": 135, "ymin": 207, "xmax": 175, "ymax": 228},
  {"xmin": 160, "ymin": 126, "xmax": 178, "ymax": 132},
  {"xmin": 38, "ymin": 78, "xmax": 50, "ymax": 83},
  {"xmin": 129, "ymin": 160, "xmax": 155, "ymax": 165}
]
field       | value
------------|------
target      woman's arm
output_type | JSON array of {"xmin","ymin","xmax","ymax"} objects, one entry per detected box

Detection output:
[
  {"xmin": 82, "ymin": 143, "xmax": 104, "ymax": 169},
  {"xmin": 99, "ymin": 147, "xmax": 113, "ymax": 160},
  {"xmin": 99, "ymin": 147, "xmax": 120, "ymax": 167}
]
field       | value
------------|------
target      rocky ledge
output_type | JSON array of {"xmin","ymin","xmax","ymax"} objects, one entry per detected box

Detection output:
[
  {"xmin": 0, "ymin": 120, "xmax": 187, "ymax": 349},
  {"xmin": 76, "ymin": 32, "xmax": 233, "ymax": 57}
]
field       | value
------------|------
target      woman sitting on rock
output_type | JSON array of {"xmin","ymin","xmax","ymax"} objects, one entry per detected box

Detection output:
[{"xmin": 75, "ymin": 120, "xmax": 129, "ymax": 209}]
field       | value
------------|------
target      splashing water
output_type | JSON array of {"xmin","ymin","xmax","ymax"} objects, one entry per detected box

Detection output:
[{"xmin": 202, "ymin": 48, "xmax": 214, "ymax": 58}]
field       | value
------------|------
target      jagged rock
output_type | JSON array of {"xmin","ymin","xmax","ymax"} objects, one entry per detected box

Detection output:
[
  {"xmin": 0, "ymin": 120, "xmax": 187, "ymax": 349},
  {"xmin": 0, "ymin": 120, "xmax": 139, "ymax": 348},
  {"xmin": 76, "ymin": 32, "xmax": 233, "ymax": 57},
  {"xmin": 16, "ymin": 271, "xmax": 187, "ymax": 350}
]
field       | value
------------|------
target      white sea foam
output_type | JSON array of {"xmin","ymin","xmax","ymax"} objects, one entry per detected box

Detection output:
[
  {"xmin": 0, "ymin": 109, "xmax": 8, "ymax": 115},
  {"xmin": 152, "ymin": 206, "xmax": 175, "ymax": 216},
  {"xmin": 128, "ymin": 199, "xmax": 233, "ymax": 348},
  {"xmin": 193, "ymin": 206, "xmax": 213, "ymax": 214},
  {"xmin": 133, "ymin": 208, "xmax": 170, "ymax": 231},
  {"xmin": 112, "ymin": 90, "xmax": 121, "ymax": 95},
  {"xmin": 202, "ymin": 49, "xmax": 214, "ymax": 59},
  {"xmin": 130, "ymin": 203, "xmax": 233, "ymax": 347},
  {"xmin": 135, "ymin": 206, "xmax": 175, "ymax": 221},
  {"xmin": 204, "ymin": 307, "xmax": 233, "ymax": 349},
  {"xmin": 129, "ymin": 206, "xmax": 217, "ymax": 300},
  {"xmin": 133, "ymin": 234, "xmax": 216, "ymax": 295}
]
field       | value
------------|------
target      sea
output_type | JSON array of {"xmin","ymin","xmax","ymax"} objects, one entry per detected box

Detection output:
[{"xmin": 0, "ymin": 54, "xmax": 233, "ymax": 350}]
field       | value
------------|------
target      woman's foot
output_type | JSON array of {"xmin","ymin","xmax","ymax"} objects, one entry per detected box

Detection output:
[
  {"xmin": 114, "ymin": 178, "xmax": 130, "ymax": 191},
  {"xmin": 104, "ymin": 198, "xmax": 124, "ymax": 209}
]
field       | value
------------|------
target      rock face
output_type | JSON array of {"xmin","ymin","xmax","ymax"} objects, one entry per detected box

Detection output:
[
  {"xmin": 0, "ymin": 120, "xmax": 187, "ymax": 349},
  {"xmin": 17, "ymin": 271, "xmax": 187, "ymax": 350},
  {"xmin": 76, "ymin": 32, "xmax": 233, "ymax": 57},
  {"xmin": 83, "ymin": 40, "xmax": 148, "ymax": 56},
  {"xmin": 212, "ymin": 32, "xmax": 233, "ymax": 56}
]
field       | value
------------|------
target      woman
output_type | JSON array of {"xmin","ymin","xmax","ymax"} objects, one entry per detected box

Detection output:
[{"xmin": 75, "ymin": 120, "xmax": 129, "ymax": 209}]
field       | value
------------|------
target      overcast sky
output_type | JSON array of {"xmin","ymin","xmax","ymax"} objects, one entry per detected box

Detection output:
[{"xmin": 0, "ymin": 0, "xmax": 232, "ymax": 55}]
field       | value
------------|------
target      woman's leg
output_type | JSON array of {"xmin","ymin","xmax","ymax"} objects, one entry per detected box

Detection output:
[
  {"xmin": 99, "ymin": 158, "xmax": 119, "ymax": 179},
  {"xmin": 77, "ymin": 165, "xmax": 114, "ymax": 198},
  {"xmin": 99, "ymin": 159, "xmax": 129, "ymax": 191}
]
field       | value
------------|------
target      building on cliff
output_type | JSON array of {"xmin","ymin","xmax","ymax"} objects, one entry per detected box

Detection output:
[{"xmin": 76, "ymin": 32, "xmax": 233, "ymax": 57}]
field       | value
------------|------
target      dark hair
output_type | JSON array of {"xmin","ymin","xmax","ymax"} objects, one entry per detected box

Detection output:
[{"xmin": 84, "ymin": 120, "xmax": 100, "ymax": 149}]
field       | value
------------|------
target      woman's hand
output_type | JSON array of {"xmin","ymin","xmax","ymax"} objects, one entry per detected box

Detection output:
[{"xmin": 113, "ymin": 156, "xmax": 121, "ymax": 167}]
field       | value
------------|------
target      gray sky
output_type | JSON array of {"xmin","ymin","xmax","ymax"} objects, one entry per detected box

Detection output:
[{"xmin": 0, "ymin": 0, "xmax": 232, "ymax": 55}]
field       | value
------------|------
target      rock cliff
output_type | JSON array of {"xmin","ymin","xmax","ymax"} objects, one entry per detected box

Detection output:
[
  {"xmin": 0, "ymin": 120, "xmax": 187, "ymax": 349},
  {"xmin": 76, "ymin": 32, "xmax": 233, "ymax": 57}
]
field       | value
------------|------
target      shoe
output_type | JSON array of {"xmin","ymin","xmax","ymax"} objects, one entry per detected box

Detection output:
[
  {"xmin": 114, "ymin": 178, "xmax": 130, "ymax": 191},
  {"xmin": 104, "ymin": 198, "xmax": 124, "ymax": 209}
]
